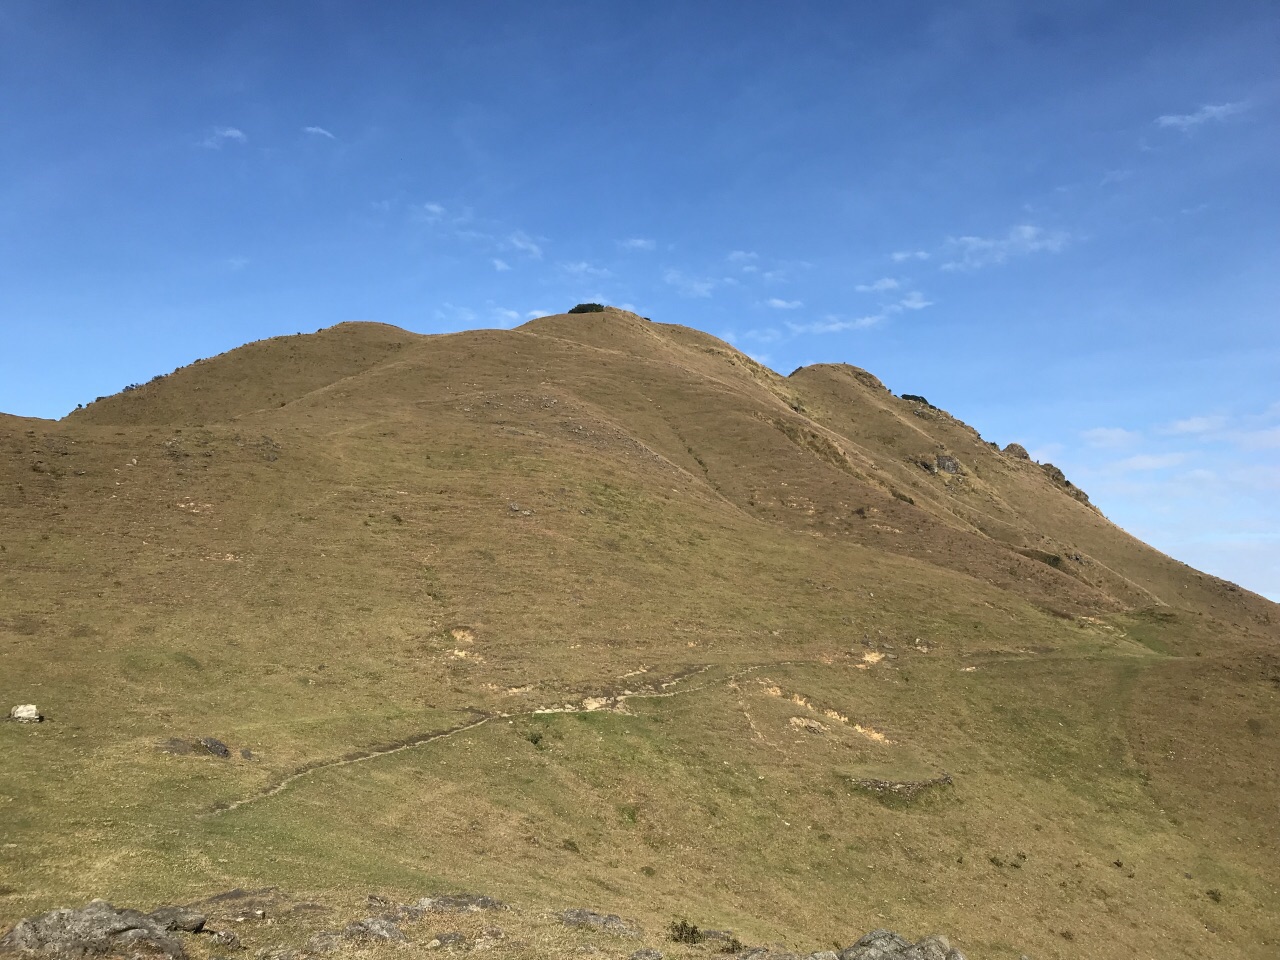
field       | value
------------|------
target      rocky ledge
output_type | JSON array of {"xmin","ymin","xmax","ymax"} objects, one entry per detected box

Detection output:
[{"xmin": 0, "ymin": 897, "xmax": 971, "ymax": 960}]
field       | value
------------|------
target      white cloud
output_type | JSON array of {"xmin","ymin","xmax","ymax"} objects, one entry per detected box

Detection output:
[
  {"xmin": 1156, "ymin": 101, "xmax": 1248, "ymax": 132},
  {"xmin": 526, "ymin": 309, "xmax": 551, "ymax": 319},
  {"xmin": 941, "ymin": 224, "xmax": 1070, "ymax": 270},
  {"xmin": 741, "ymin": 328, "xmax": 782, "ymax": 343},
  {"xmin": 663, "ymin": 269, "xmax": 716, "ymax": 298},
  {"xmin": 787, "ymin": 314, "xmax": 881, "ymax": 334},
  {"xmin": 434, "ymin": 303, "xmax": 478, "ymax": 326},
  {"xmin": 619, "ymin": 238, "xmax": 655, "ymax": 251},
  {"xmin": 1026, "ymin": 443, "xmax": 1064, "ymax": 463},
  {"xmin": 727, "ymin": 250, "xmax": 759, "ymax": 262},
  {"xmin": 766, "ymin": 298, "xmax": 803, "ymax": 310},
  {"xmin": 1081, "ymin": 426, "xmax": 1140, "ymax": 448},
  {"xmin": 417, "ymin": 202, "xmax": 446, "ymax": 223},
  {"xmin": 201, "ymin": 126, "xmax": 246, "ymax": 148},
  {"xmin": 1235, "ymin": 427, "xmax": 1280, "ymax": 450},
  {"xmin": 1099, "ymin": 168, "xmax": 1132, "ymax": 186},
  {"xmin": 896, "ymin": 291, "xmax": 933, "ymax": 311},
  {"xmin": 561, "ymin": 260, "xmax": 612, "ymax": 279},
  {"xmin": 856, "ymin": 277, "xmax": 900, "ymax": 293},
  {"xmin": 506, "ymin": 231, "xmax": 543, "ymax": 259},
  {"xmin": 303, "ymin": 126, "xmax": 336, "ymax": 139},
  {"xmin": 1111, "ymin": 452, "xmax": 1190, "ymax": 472},
  {"xmin": 492, "ymin": 258, "xmax": 511, "ymax": 272},
  {"xmin": 1163, "ymin": 415, "xmax": 1226, "ymax": 435},
  {"xmin": 891, "ymin": 250, "xmax": 929, "ymax": 262}
]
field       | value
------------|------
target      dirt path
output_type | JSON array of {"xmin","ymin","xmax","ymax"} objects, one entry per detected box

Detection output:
[{"xmin": 210, "ymin": 661, "xmax": 755, "ymax": 817}]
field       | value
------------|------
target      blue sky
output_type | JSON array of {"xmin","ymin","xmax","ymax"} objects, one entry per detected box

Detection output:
[{"xmin": 2, "ymin": 1, "xmax": 1277, "ymax": 599}]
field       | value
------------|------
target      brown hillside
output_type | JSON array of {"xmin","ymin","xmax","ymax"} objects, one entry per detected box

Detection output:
[{"xmin": 2, "ymin": 307, "xmax": 1277, "ymax": 960}]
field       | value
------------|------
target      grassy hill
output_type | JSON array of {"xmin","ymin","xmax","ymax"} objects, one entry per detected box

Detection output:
[{"xmin": 2, "ymin": 307, "xmax": 1277, "ymax": 959}]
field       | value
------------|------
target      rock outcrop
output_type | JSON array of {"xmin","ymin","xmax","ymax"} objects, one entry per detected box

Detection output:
[{"xmin": 0, "ymin": 900, "xmax": 195, "ymax": 958}]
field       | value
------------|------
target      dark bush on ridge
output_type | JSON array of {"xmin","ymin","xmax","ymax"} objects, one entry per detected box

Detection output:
[{"xmin": 568, "ymin": 303, "xmax": 605, "ymax": 314}]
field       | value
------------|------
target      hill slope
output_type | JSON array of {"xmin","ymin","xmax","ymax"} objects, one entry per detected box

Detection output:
[{"xmin": 2, "ymin": 308, "xmax": 1277, "ymax": 960}]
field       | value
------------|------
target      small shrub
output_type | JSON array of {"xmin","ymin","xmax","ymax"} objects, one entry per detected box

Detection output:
[
  {"xmin": 901, "ymin": 393, "xmax": 933, "ymax": 407},
  {"xmin": 524, "ymin": 730, "xmax": 544, "ymax": 747},
  {"xmin": 669, "ymin": 919, "xmax": 704, "ymax": 944},
  {"xmin": 892, "ymin": 490, "xmax": 915, "ymax": 505},
  {"xmin": 561, "ymin": 838, "xmax": 580, "ymax": 853},
  {"xmin": 1207, "ymin": 888, "xmax": 1223, "ymax": 903},
  {"xmin": 568, "ymin": 302, "xmax": 606, "ymax": 314}
]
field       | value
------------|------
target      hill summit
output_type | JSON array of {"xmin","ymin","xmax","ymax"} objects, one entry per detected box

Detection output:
[{"xmin": 2, "ymin": 307, "xmax": 1277, "ymax": 959}]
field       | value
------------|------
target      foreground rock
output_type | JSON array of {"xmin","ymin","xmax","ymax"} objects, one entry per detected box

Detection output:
[
  {"xmin": 398, "ymin": 893, "xmax": 506, "ymax": 918},
  {"xmin": 1, "ymin": 897, "xmax": 973, "ymax": 960},
  {"xmin": 837, "ymin": 929, "xmax": 966, "ymax": 960},
  {"xmin": 558, "ymin": 908, "xmax": 641, "ymax": 938},
  {"xmin": 307, "ymin": 916, "xmax": 406, "ymax": 953},
  {"xmin": 0, "ymin": 900, "xmax": 195, "ymax": 958},
  {"xmin": 8, "ymin": 705, "xmax": 42, "ymax": 723}
]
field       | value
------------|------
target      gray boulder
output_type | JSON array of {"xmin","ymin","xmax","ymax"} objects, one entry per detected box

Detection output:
[
  {"xmin": 559, "ymin": 909, "xmax": 641, "ymax": 938},
  {"xmin": 838, "ymin": 931, "xmax": 965, "ymax": 960},
  {"xmin": 8, "ymin": 705, "xmax": 41, "ymax": 723},
  {"xmin": 340, "ymin": 918, "xmax": 404, "ymax": 943},
  {"xmin": 0, "ymin": 899, "xmax": 186, "ymax": 958},
  {"xmin": 407, "ymin": 893, "xmax": 505, "ymax": 915},
  {"xmin": 145, "ymin": 908, "xmax": 205, "ymax": 934},
  {"xmin": 306, "ymin": 916, "xmax": 405, "ymax": 954},
  {"xmin": 195, "ymin": 738, "xmax": 231, "ymax": 759}
]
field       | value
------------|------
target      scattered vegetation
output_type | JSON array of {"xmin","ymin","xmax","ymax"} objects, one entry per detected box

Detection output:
[
  {"xmin": 668, "ymin": 919, "xmax": 705, "ymax": 943},
  {"xmin": 567, "ymin": 303, "xmax": 606, "ymax": 314}
]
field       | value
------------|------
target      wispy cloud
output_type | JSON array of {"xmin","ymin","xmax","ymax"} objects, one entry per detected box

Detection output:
[
  {"xmin": 663, "ymin": 268, "xmax": 716, "ymax": 298},
  {"xmin": 1110, "ymin": 452, "xmax": 1190, "ymax": 472},
  {"xmin": 226, "ymin": 256, "xmax": 249, "ymax": 271},
  {"xmin": 434, "ymin": 303, "xmax": 478, "ymax": 326},
  {"xmin": 787, "ymin": 314, "xmax": 881, "ymax": 334},
  {"xmin": 1081, "ymin": 426, "xmax": 1140, "ymax": 448},
  {"xmin": 895, "ymin": 291, "xmax": 932, "ymax": 311},
  {"xmin": 561, "ymin": 260, "xmax": 612, "ymax": 279},
  {"xmin": 416, "ymin": 202, "xmax": 446, "ymax": 223},
  {"xmin": 891, "ymin": 250, "xmax": 929, "ymax": 262},
  {"xmin": 727, "ymin": 250, "xmax": 759, "ymax": 263},
  {"xmin": 1235, "ymin": 427, "xmax": 1280, "ymax": 450},
  {"xmin": 766, "ymin": 298, "xmax": 803, "ymax": 310},
  {"xmin": 201, "ymin": 126, "xmax": 246, "ymax": 149},
  {"xmin": 492, "ymin": 258, "xmax": 510, "ymax": 272},
  {"xmin": 1163, "ymin": 415, "xmax": 1226, "ymax": 435},
  {"xmin": 1099, "ymin": 168, "xmax": 1133, "ymax": 186},
  {"xmin": 619, "ymin": 238, "xmax": 655, "ymax": 251},
  {"xmin": 856, "ymin": 277, "xmax": 899, "ymax": 293},
  {"xmin": 941, "ymin": 224, "xmax": 1070, "ymax": 270},
  {"xmin": 506, "ymin": 231, "xmax": 543, "ymax": 259},
  {"xmin": 526, "ymin": 309, "xmax": 551, "ymax": 319},
  {"xmin": 303, "ymin": 126, "xmax": 336, "ymax": 139},
  {"xmin": 1156, "ymin": 101, "xmax": 1248, "ymax": 132}
]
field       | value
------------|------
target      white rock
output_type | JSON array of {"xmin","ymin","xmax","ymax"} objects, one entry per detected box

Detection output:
[{"xmin": 10, "ymin": 704, "xmax": 42, "ymax": 723}]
